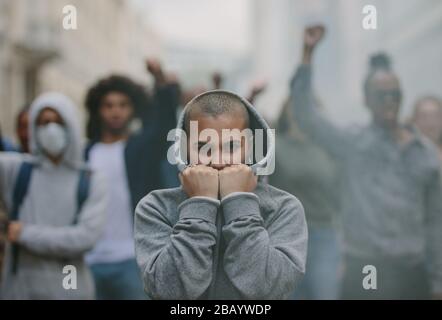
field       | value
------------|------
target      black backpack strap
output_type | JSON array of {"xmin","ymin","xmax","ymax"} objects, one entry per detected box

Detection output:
[
  {"xmin": 11, "ymin": 162, "xmax": 34, "ymax": 221},
  {"xmin": 73, "ymin": 169, "xmax": 91, "ymax": 224},
  {"xmin": 10, "ymin": 165, "xmax": 92, "ymax": 273},
  {"xmin": 84, "ymin": 141, "xmax": 96, "ymax": 162},
  {"xmin": 59, "ymin": 169, "xmax": 92, "ymax": 266},
  {"xmin": 11, "ymin": 162, "xmax": 34, "ymax": 274}
]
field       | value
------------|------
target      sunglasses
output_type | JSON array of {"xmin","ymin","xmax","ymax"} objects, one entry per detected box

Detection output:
[{"xmin": 373, "ymin": 89, "xmax": 402, "ymax": 103}]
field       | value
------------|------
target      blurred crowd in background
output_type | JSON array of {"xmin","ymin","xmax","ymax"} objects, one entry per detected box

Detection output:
[{"xmin": 0, "ymin": 0, "xmax": 442, "ymax": 300}]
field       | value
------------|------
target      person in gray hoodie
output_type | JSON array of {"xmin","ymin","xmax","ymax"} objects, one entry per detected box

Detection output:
[
  {"xmin": 0, "ymin": 92, "xmax": 107, "ymax": 299},
  {"xmin": 134, "ymin": 90, "xmax": 307, "ymax": 300}
]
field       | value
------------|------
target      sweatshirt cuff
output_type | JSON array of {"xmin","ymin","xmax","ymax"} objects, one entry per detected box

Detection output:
[
  {"xmin": 17, "ymin": 225, "xmax": 32, "ymax": 246},
  {"xmin": 221, "ymin": 192, "xmax": 261, "ymax": 224},
  {"xmin": 178, "ymin": 196, "xmax": 220, "ymax": 224}
]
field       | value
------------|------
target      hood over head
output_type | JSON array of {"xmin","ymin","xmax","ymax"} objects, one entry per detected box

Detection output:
[
  {"xmin": 29, "ymin": 92, "xmax": 84, "ymax": 168},
  {"xmin": 174, "ymin": 90, "xmax": 275, "ymax": 176}
]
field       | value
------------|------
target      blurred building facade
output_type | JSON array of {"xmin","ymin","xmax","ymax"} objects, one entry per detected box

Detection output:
[
  {"xmin": 162, "ymin": 42, "xmax": 249, "ymax": 94},
  {"xmin": 249, "ymin": 0, "xmax": 442, "ymax": 125},
  {"xmin": 132, "ymin": 0, "xmax": 253, "ymax": 98},
  {"xmin": 0, "ymin": 0, "xmax": 162, "ymax": 140},
  {"xmin": 249, "ymin": 0, "xmax": 344, "ymax": 122},
  {"xmin": 339, "ymin": 0, "xmax": 442, "ymax": 120},
  {"xmin": 1, "ymin": 0, "xmax": 441, "ymax": 136}
]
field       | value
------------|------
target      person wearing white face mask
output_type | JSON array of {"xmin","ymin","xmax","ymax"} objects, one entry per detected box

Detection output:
[
  {"xmin": 36, "ymin": 122, "xmax": 69, "ymax": 159},
  {"xmin": 0, "ymin": 92, "xmax": 107, "ymax": 299}
]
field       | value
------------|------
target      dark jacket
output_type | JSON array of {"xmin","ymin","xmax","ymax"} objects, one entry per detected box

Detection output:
[{"xmin": 85, "ymin": 83, "xmax": 180, "ymax": 211}]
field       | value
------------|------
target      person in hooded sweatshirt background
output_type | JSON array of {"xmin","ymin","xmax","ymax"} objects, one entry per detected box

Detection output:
[
  {"xmin": 134, "ymin": 90, "xmax": 308, "ymax": 300},
  {"xmin": 0, "ymin": 92, "xmax": 107, "ymax": 299}
]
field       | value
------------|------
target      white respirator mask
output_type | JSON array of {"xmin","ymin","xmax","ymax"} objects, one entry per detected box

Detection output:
[{"xmin": 36, "ymin": 123, "xmax": 68, "ymax": 158}]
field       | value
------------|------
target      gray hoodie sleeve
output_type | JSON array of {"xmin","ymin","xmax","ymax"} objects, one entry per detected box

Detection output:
[
  {"xmin": 290, "ymin": 64, "xmax": 352, "ymax": 159},
  {"xmin": 425, "ymin": 168, "xmax": 442, "ymax": 295},
  {"xmin": 135, "ymin": 193, "xmax": 219, "ymax": 300},
  {"xmin": 220, "ymin": 191, "xmax": 307, "ymax": 299},
  {"xmin": 17, "ymin": 171, "xmax": 108, "ymax": 259}
]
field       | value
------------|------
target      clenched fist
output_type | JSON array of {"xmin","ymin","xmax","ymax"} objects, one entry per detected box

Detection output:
[
  {"xmin": 179, "ymin": 165, "xmax": 219, "ymax": 199},
  {"xmin": 304, "ymin": 25, "xmax": 325, "ymax": 50},
  {"xmin": 7, "ymin": 222, "xmax": 22, "ymax": 243},
  {"xmin": 302, "ymin": 25, "xmax": 325, "ymax": 64},
  {"xmin": 146, "ymin": 58, "xmax": 163, "ymax": 77},
  {"xmin": 219, "ymin": 164, "xmax": 258, "ymax": 199}
]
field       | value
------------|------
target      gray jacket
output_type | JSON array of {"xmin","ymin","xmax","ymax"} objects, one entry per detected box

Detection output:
[
  {"xmin": 291, "ymin": 64, "xmax": 442, "ymax": 294},
  {"xmin": 134, "ymin": 90, "xmax": 307, "ymax": 300},
  {"xmin": 0, "ymin": 92, "xmax": 107, "ymax": 299}
]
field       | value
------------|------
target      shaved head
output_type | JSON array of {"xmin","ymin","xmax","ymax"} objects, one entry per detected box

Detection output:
[{"xmin": 184, "ymin": 92, "xmax": 250, "ymax": 133}]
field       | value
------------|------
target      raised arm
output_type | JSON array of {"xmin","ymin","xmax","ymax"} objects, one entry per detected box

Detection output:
[
  {"xmin": 217, "ymin": 165, "xmax": 307, "ymax": 299},
  {"xmin": 145, "ymin": 58, "xmax": 180, "ymax": 135},
  {"xmin": 135, "ymin": 195, "xmax": 218, "ymax": 300},
  {"xmin": 130, "ymin": 59, "xmax": 180, "ymax": 158},
  {"xmin": 135, "ymin": 165, "xmax": 220, "ymax": 300},
  {"xmin": 290, "ymin": 25, "xmax": 352, "ymax": 158},
  {"xmin": 221, "ymin": 190, "xmax": 307, "ymax": 299}
]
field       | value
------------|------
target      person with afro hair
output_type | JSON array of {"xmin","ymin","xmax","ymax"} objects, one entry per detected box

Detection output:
[{"xmin": 84, "ymin": 59, "xmax": 180, "ymax": 300}]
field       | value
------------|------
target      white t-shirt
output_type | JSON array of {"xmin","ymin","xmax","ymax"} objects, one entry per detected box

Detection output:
[{"xmin": 85, "ymin": 141, "xmax": 135, "ymax": 265}]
